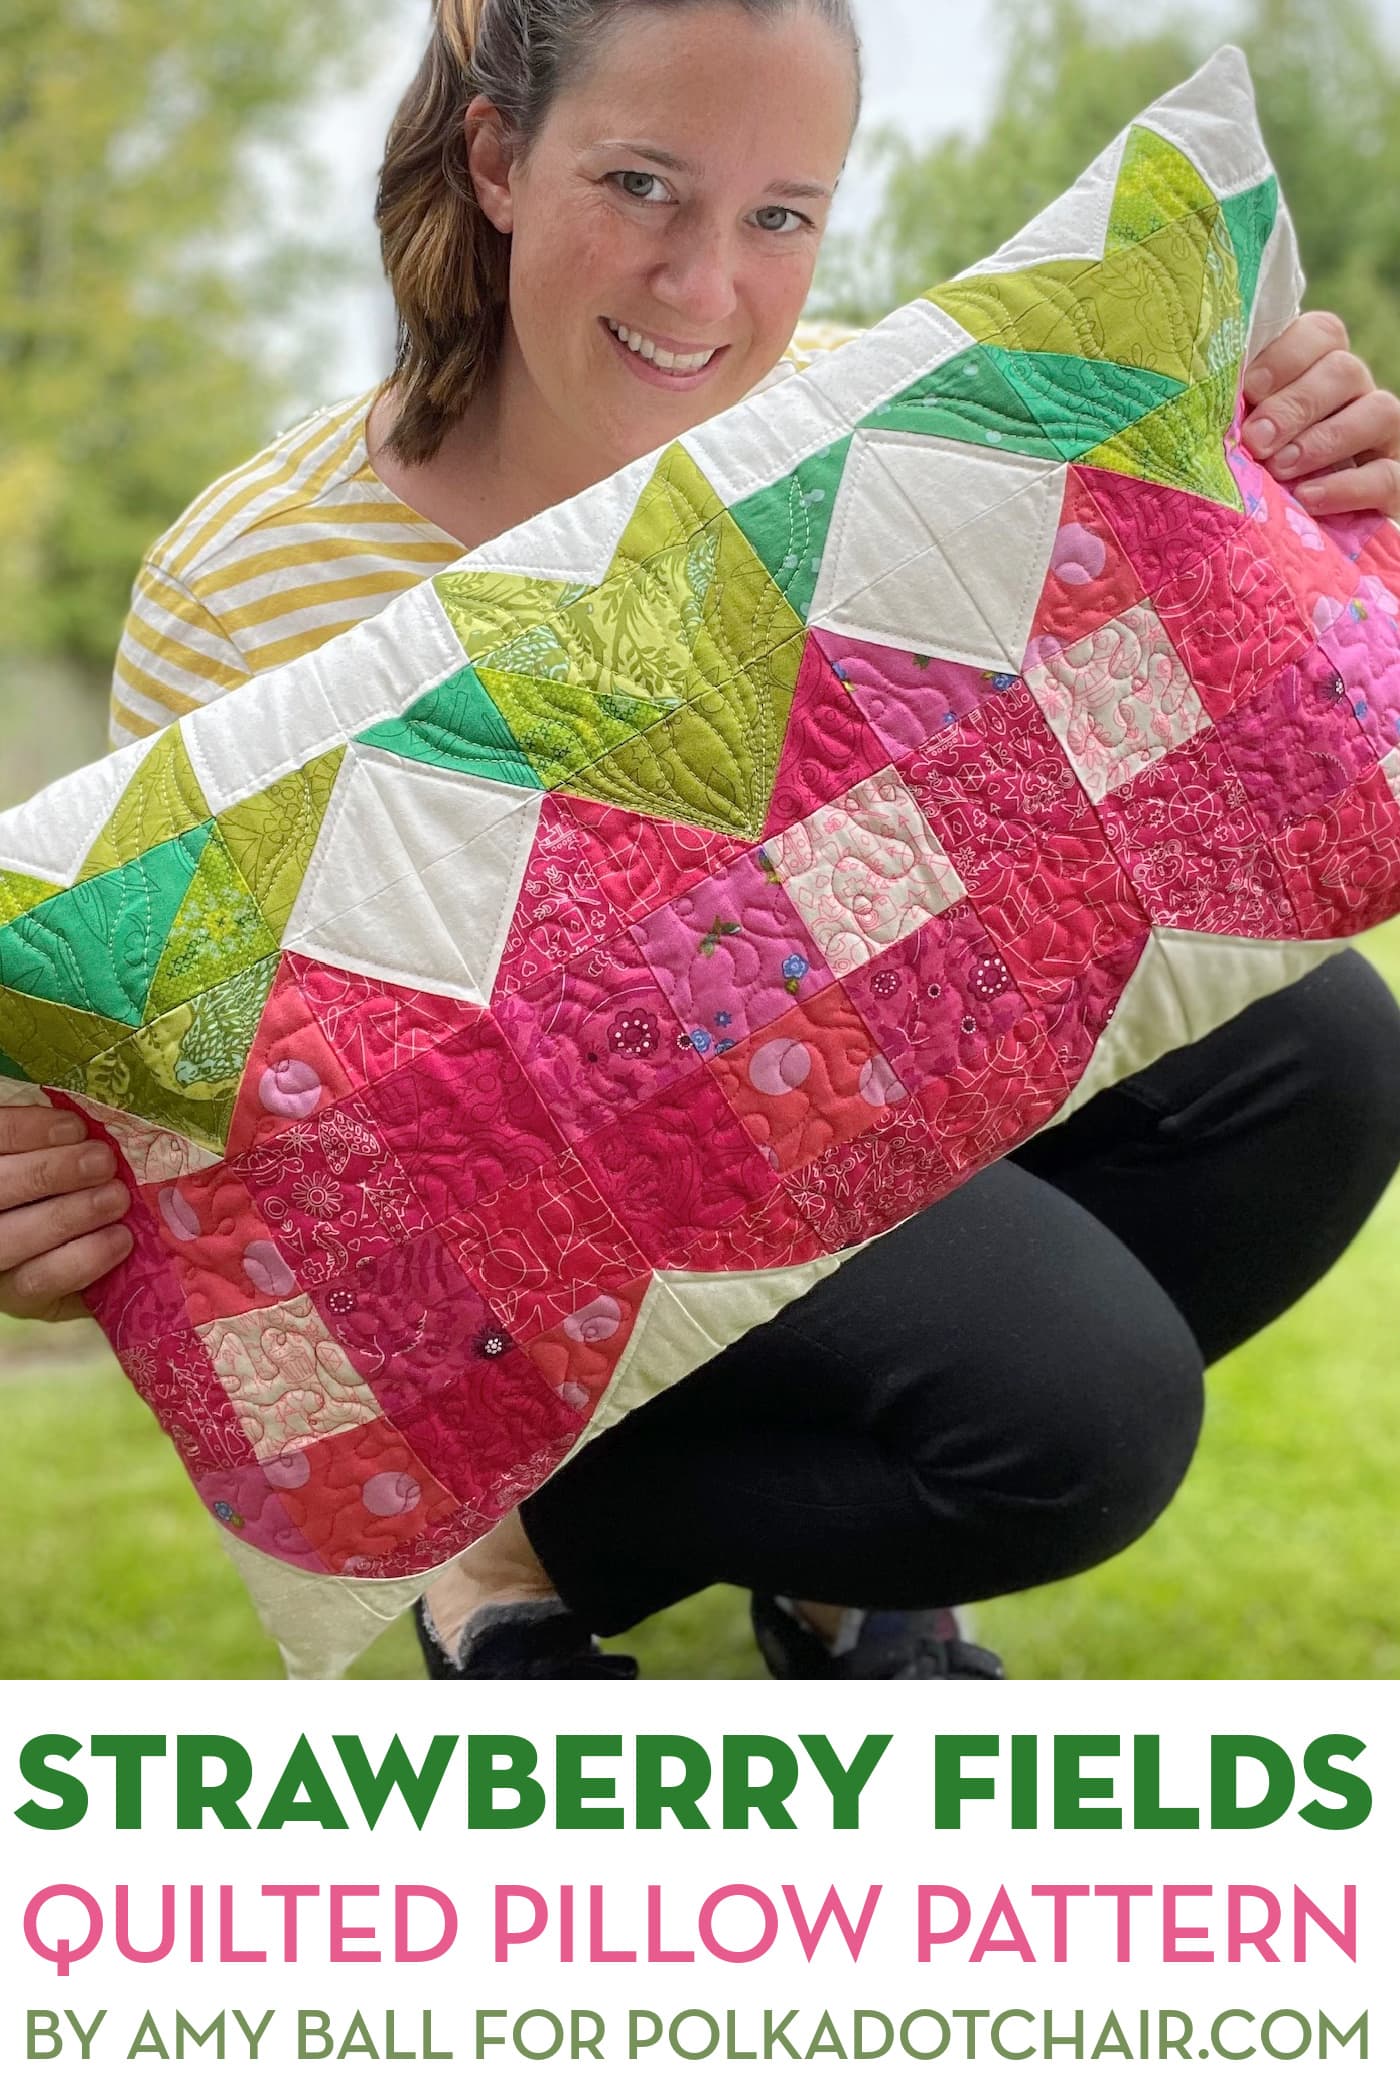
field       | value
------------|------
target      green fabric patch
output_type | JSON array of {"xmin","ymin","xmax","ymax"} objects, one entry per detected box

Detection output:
[
  {"xmin": 1221, "ymin": 175, "xmax": 1279, "ymax": 335},
  {"xmin": 562, "ymin": 635, "xmax": 807, "ymax": 841},
  {"xmin": 0, "ymin": 823, "xmax": 211, "ymax": 1026},
  {"xmin": 931, "ymin": 202, "xmax": 1235, "ymax": 386},
  {"xmin": 0, "ymin": 986, "xmax": 135, "ymax": 1087},
  {"xmin": 0, "ymin": 869, "xmax": 61, "ymax": 932},
  {"xmin": 985, "ymin": 350, "xmax": 1185, "ymax": 458},
  {"xmin": 611, "ymin": 441, "xmax": 730, "ymax": 570},
  {"xmin": 216, "ymin": 746, "xmax": 345, "ymax": 941},
  {"xmin": 478, "ymin": 670, "xmax": 677, "ymax": 790},
  {"xmin": 1083, "ymin": 363, "xmax": 1242, "ymax": 507},
  {"xmin": 1107, "ymin": 125, "xmax": 1220, "ymax": 250},
  {"xmin": 862, "ymin": 349, "xmax": 1062, "ymax": 459},
  {"xmin": 433, "ymin": 572, "xmax": 594, "ymax": 677},
  {"xmin": 69, "ymin": 953, "xmax": 280, "ymax": 1149},
  {"xmin": 358, "ymin": 666, "xmax": 545, "ymax": 789},
  {"xmin": 80, "ymin": 728, "xmax": 212, "ymax": 879},
  {"xmin": 144, "ymin": 831, "xmax": 280, "ymax": 1022},
  {"xmin": 438, "ymin": 447, "xmax": 806, "ymax": 838},
  {"xmin": 730, "ymin": 437, "xmax": 855, "ymax": 619}
]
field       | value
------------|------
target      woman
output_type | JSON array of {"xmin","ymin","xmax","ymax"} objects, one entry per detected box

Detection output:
[{"xmin": 6, "ymin": 0, "xmax": 1400, "ymax": 1681}]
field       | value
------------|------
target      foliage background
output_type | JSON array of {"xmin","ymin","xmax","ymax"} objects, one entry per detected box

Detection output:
[{"xmin": 1, "ymin": 0, "xmax": 1397, "ymax": 1676}]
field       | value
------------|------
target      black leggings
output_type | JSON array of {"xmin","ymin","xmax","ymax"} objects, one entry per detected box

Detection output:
[{"xmin": 519, "ymin": 950, "xmax": 1400, "ymax": 1636}]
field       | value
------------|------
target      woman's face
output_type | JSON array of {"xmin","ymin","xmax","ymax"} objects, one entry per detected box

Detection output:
[{"xmin": 468, "ymin": 2, "xmax": 858, "ymax": 477}]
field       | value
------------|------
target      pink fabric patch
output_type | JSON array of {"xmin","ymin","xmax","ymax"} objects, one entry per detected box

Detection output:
[
  {"xmin": 576, "ymin": 1066, "xmax": 780, "ymax": 1270},
  {"xmin": 710, "ymin": 981, "xmax": 891, "ymax": 1177},
  {"xmin": 309, "ymin": 1226, "xmax": 497, "ymax": 1417},
  {"xmin": 492, "ymin": 791, "xmax": 625, "ymax": 1001},
  {"xmin": 917, "ymin": 1031, "xmax": 1070, "ymax": 1181},
  {"xmin": 1152, "ymin": 531, "xmax": 1315, "ymax": 722},
  {"xmin": 75, "ymin": 1136, "xmax": 199, "ymax": 1349},
  {"xmin": 1098, "ymin": 727, "xmax": 1298, "ymax": 936},
  {"xmin": 632, "ymin": 845, "xmax": 833, "ymax": 1060},
  {"xmin": 840, "ymin": 904, "xmax": 1036, "ymax": 1092},
  {"xmin": 1216, "ymin": 647, "xmax": 1380, "ymax": 835},
  {"xmin": 266, "ymin": 1415, "xmax": 460, "ymax": 1574},
  {"xmin": 783, "ymin": 1093, "xmax": 961, "ymax": 1253},
  {"xmin": 232, "ymin": 1097, "xmax": 433, "ymax": 1295},
  {"xmin": 762, "ymin": 633, "xmax": 897, "ymax": 831},
  {"xmin": 1272, "ymin": 763, "xmax": 1400, "ymax": 938},
  {"xmin": 1316, "ymin": 608, "xmax": 1400, "ymax": 762},
  {"xmin": 226, "ymin": 954, "xmax": 355, "ymax": 1156},
  {"xmin": 120, "ymin": 1331, "xmax": 257, "ymax": 1478},
  {"xmin": 493, "ymin": 932, "xmax": 706, "ymax": 1145},
  {"xmin": 284, "ymin": 952, "xmax": 477, "ymax": 1088},
  {"xmin": 197, "ymin": 1464, "xmax": 327, "ymax": 1572},
  {"xmin": 1027, "ymin": 469, "xmax": 1147, "ymax": 657},
  {"xmin": 357, "ymin": 1008, "xmax": 565, "ymax": 1223},
  {"xmin": 565, "ymin": 793, "xmax": 735, "ymax": 926},
  {"xmin": 1077, "ymin": 468, "xmax": 1244, "ymax": 599},
  {"xmin": 387, "ymin": 1350, "xmax": 584, "ymax": 1517},
  {"xmin": 811, "ymin": 629, "xmax": 996, "ymax": 760},
  {"xmin": 443, "ymin": 1147, "xmax": 650, "ymax": 1343},
  {"xmin": 526, "ymin": 1274, "xmax": 652, "ymax": 1417},
  {"xmin": 142, "ymin": 1160, "xmax": 295, "ymax": 1327}
]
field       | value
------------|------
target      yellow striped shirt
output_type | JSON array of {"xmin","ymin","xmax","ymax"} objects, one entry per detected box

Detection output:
[{"xmin": 108, "ymin": 318, "xmax": 864, "ymax": 749}]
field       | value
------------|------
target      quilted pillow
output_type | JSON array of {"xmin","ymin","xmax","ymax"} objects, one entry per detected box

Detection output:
[{"xmin": 3, "ymin": 46, "xmax": 1398, "ymax": 1676}]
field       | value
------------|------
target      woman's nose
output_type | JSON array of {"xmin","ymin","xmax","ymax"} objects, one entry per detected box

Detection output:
[{"xmin": 648, "ymin": 222, "xmax": 741, "ymax": 331}]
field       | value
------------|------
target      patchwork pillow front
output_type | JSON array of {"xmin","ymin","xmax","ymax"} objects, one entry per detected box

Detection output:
[{"xmin": 2, "ymin": 46, "xmax": 1398, "ymax": 1675}]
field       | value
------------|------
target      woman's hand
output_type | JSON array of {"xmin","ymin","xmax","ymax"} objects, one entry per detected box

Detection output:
[
  {"xmin": 1241, "ymin": 310, "xmax": 1400, "ymax": 520},
  {"xmin": 0, "ymin": 1106, "xmax": 132, "ymax": 1322}
]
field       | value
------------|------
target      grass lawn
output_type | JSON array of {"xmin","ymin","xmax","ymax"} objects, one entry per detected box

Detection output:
[{"xmin": 2, "ymin": 920, "xmax": 1397, "ymax": 1681}]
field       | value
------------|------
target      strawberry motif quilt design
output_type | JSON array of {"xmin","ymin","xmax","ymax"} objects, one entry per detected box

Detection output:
[{"xmin": 1, "ymin": 50, "xmax": 1398, "ymax": 1663}]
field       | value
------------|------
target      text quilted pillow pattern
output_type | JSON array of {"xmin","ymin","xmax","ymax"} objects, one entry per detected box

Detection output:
[{"xmin": 2, "ymin": 49, "xmax": 1398, "ymax": 1664}]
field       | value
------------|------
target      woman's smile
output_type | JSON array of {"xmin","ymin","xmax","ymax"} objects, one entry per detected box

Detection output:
[{"xmin": 599, "ymin": 315, "xmax": 731, "ymax": 389}]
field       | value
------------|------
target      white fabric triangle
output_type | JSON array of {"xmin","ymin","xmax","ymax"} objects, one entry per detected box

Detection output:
[{"xmin": 811, "ymin": 433, "xmax": 1065, "ymax": 670}]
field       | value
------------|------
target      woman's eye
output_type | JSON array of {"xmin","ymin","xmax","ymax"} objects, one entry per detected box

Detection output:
[
  {"xmin": 753, "ymin": 205, "xmax": 808, "ymax": 235},
  {"xmin": 611, "ymin": 170, "xmax": 668, "ymax": 202}
]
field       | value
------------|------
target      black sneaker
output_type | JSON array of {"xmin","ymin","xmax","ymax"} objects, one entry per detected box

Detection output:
[
  {"xmin": 750, "ymin": 1592, "xmax": 1006, "ymax": 1681},
  {"xmin": 415, "ymin": 1596, "xmax": 639, "ymax": 1680}
]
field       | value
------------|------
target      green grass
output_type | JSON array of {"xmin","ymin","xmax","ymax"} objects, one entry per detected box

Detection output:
[{"xmin": 2, "ymin": 919, "xmax": 1397, "ymax": 1681}]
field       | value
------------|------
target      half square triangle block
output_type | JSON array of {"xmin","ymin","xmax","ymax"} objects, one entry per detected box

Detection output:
[
  {"xmin": 809, "ymin": 432, "xmax": 1066, "ymax": 670},
  {"xmin": 283, "ymin": 746, "xmax": 543, "ymax": 1006}
]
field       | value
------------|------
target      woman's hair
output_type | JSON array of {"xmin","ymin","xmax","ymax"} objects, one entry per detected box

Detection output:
[{"xmin": 374, "ymin": 0, "xmax": 862, "ymax": 464}]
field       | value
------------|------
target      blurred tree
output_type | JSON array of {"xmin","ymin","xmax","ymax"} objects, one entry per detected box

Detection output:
[
  {"xmin": 0, "ymin": 0, "xmax": 383, "ymax": 669},
  {"xmin": 814, "ymin": 0, "xmax": 1400, "ymax": 390}
]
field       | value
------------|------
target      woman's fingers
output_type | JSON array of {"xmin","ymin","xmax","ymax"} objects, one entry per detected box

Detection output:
[
  {"xmin": 0, "ymin": 1174, "xmax": 132, "ymax": 1275},
  {"xmin": 1292, "ymin": 457, "xmax": 1400, "ymax": 519},
  {"xmin": 1241, "ymin": 345, "xmax": 1376, "ymax": 464},
  {"xmin": 1263, "ymin": 390, "xmax": 1400, "ymax": 480},
  {"xmin": 0, "ymin": 1224, "xmax": 134, "ymax": 1319},
  {"xmin": 0, "ymin": 1108, "xmax": 127, "ymax": 1318},
  {"xmin": 0, "ymin": 1105, "xmax": 88, "ymax": 1154},
  {"xmin": 0, "ymin": 1134, "xmax": 118, "ymax": 1214},
  {"xmin": 1240, "ymin": 309, "xmax": 1351, "ymax": 408}
]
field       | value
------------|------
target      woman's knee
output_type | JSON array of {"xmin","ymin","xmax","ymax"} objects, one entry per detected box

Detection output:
[
  {"xmin": 1274, "ymin": 949, "xmax": 1400, "ymax": 1167},
  {"xmin": 901, "ymin": 1258, "xmax": 1208, "ymax": 1591}
]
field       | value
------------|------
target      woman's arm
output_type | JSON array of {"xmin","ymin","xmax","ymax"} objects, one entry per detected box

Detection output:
[{"xmin": 107, "ymin": 557, "xmax": 254, "ymax": 752}]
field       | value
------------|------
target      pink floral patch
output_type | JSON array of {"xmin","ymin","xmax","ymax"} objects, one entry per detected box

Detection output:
[{"xmin": 493, "ymin": 933, "xmax": 705, "ymax": 1144}]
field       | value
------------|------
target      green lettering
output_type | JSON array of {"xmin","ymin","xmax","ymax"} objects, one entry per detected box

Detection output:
[
  {"xmin": 636, "ymin": 1737, "xmax": 711, "ymax": 1829},
  {"xmin": 332, "ymin": 1734, "xmax": 456, "ymax": 1831},
  {"xmin": 15, "ymin": 1735, "xmax": 86, "ymax": 1831}
]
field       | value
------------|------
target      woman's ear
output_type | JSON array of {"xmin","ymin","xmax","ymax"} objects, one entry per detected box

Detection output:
[{"xmin": 465, "ymin": 93, "xmax": 518, "ymax": 235}]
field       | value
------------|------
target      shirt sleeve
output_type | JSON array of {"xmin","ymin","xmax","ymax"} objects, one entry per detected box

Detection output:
[{"xmin": 107, "ymin": 559, "xmax": 254, "ymax": 751}]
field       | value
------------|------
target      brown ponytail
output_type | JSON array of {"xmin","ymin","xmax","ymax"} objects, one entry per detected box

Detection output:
[{"xmin": 374, "ymin": 0, "xmax": 862, "ymax": 466}]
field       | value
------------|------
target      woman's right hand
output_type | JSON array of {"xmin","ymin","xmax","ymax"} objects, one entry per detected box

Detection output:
[{"xmin": 0, "ymin": 1105, "xmax": 134, "ymax": 1322}]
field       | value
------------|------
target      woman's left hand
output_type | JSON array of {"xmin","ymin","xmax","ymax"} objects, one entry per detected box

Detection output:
[{"xmin": 1240, "ymin": 310, "xmax": 1400, "ymax": 519}]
